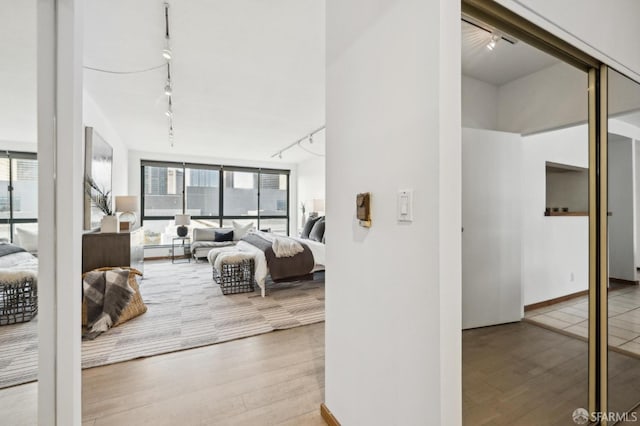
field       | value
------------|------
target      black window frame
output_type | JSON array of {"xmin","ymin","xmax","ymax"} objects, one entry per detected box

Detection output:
[
  {"xmin": 140, "ymin": 160, "xmax": 290, "ymax": 245},
  {"xmin": 0, "ymin": 151, "xmax": 38, "ymax": 243}
]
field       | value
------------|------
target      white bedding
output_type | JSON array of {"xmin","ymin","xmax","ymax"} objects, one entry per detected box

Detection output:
[
  {"xmin": 0, "ymin": 251, "xmax": 37, "ymax": 268},
  {"xmin": 234, "ymin": 233, "xmax": 325, "ymax": 297}
]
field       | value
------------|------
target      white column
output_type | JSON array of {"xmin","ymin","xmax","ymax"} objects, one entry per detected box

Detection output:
[
  {"xmin": 37, "ymin": 0, "xmax": 83, "ymax": 425},
  {"xmin": 324, "ymin": 0, "xmax": 461, "ymax": 424},
  {"xmin": 439, "ymin": 1, "xmax": 462, "ymax": 424}
]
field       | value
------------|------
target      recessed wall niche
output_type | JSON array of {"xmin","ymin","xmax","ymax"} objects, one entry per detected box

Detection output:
[{"xmin": 545, "ymin": 161, "xmax": 588, "ymax": 216}]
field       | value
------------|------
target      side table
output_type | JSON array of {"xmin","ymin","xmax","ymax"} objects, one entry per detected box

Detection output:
[{"xmin": 172, "ymin": 237, "xmax": 191, "ymax": 264}]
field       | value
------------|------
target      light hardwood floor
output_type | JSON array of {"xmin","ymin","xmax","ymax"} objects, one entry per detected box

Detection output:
[
  {"xmin": 463, "ymin": 322, "xmax": 590, "ymax": 425},
  {"xmin": 464, "ymin": 321, "xmax": 640, "ymax": 425},
  {"xmin": 0, "ymin": 323, "xmax": 326, "ymax": 426}
]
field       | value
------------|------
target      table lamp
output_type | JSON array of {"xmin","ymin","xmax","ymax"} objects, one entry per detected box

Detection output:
[
  {"xmin": 175, "ymin": 214, "xmax": 191, "ymax": 237},
  {"xmin": 115, "ymin": 196, "xmax": 138, "ymax": 227}
]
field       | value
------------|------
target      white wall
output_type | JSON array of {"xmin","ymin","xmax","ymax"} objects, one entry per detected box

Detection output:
[
  {"xmin": 462, "ymin": 75, "xmax": 498, "ymax": 130},
  {"xmin": 127, "ymin": 150, "xmax": 299, "ymax": 234},
  {"xmin": 325, "ymin": 0, "xmax": 461, "ymax": 424},
  {"xmin": 497, "ymin": 62, "xmax": 588, "ymax": 134},
  {"xmin": 522, "ymin": 124, "xmax": 589, "ymax": 305},
  {"xmin": 495, "ymin": 62, "xmax": 640, "ymax": 136},
  {"xmin": 38, "ymin": 0, "xmax": 83, "ymax": 423},
  {"xmin": 608, "ymin": 136, "xmax": 636, "ymax": 281},
  {"xmin": 297, "ymin": 156, "xmax": 325, "ymax": 226},
  {"xmin": 83, "ymin": 91, "xmax": 128, "ymax": 197},
  {"xmin": 0, "ymin": 140, "xmax": 37, "ymax": 153}
]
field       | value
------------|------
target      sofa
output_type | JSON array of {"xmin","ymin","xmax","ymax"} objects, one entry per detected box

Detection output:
[{"xmin": 191, "ymin": 221, "xmax": 254, "ymax": 260}]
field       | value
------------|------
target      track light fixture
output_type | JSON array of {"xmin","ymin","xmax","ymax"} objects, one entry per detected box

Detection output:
[
  {"xmin": 166, "ymin": 96, "xmax": 173, "ymax": 118},
  {"xmin": 271, "ymin": 126, "xmax": 326, "ymax": 159},
  {"xmin": 163, "ymin": 3, "xmax": 172, "ymax": 60},
  {"xmin": 162, "ymin": 46, "xmax": 172, "ymax": 61},
  {"xmin": 163, "ymin": 2, "xmax": 175, "ymax": 147},
  {"xmin": 486, "ymin": 33, "xmax": 501, "ymax": 50}
]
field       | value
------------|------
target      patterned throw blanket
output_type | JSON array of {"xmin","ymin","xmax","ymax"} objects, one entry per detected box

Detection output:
[{"xmin": 83, "ymin": 269, "xmax": 133, "ymax": 340}]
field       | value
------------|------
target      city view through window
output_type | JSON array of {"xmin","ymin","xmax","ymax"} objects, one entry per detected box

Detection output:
[
  {"xmin": 141, "ymin": 162, "xmax": 289, "ymax": 245},
  {"xmin": 0, "ymin": 153, "xmax": 38, "ymax": 243}
]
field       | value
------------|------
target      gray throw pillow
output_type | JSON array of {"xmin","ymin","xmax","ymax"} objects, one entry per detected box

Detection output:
[
  {"xmin": 309, "ymin": 218, "xmax": 325, "ymax": 242},
  {"xmin": 301, "ymin": 216, "xmax": 322, "ymax": 239}
]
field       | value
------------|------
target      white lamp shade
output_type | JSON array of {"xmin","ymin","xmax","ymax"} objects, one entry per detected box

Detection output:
[
  {"xmin": 310, "ymin": 199, "xmax": 325, "ymax": 213},
  {"xmin": 175, "ymin": 214, "xmax": 191, "ymax": 226},
  {"xmin": 115, "ymin": 196, "xmax": 138, "ymax": 213}
]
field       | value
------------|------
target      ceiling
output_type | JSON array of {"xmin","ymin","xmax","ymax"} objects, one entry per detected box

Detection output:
[
  {"xmin": 461, "ymin": 20, "xmax": 560, "ymax": 86},
  {"xmin": 1, "ymin": 6, "xmax": 625, "ymax": 161},
  {"xmin": 83, "ymin": 0, "xmax": 325, "ymax": 163}
]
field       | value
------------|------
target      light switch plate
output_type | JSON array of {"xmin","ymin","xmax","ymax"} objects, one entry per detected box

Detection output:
[{"xmin": 398, "ymin": 189, "xmax": 413, "ymax": 222}]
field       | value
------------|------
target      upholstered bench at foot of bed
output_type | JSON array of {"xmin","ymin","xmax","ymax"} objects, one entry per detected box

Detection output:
[
  {"xmin": 0, "ymin": 271, "xmax": 38, "ymax": 325},
  {"xmin": 206, "ymin": 246, "xmax": 238, "ymax": 265},
  {"xmin": 209, "ymin": 250, "xmax": 255, "ymax": 295}
]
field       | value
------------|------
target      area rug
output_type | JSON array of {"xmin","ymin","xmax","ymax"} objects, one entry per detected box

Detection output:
[{"xmin": 0, "ymin": 260, "xmax": 325, "ymax": 389}]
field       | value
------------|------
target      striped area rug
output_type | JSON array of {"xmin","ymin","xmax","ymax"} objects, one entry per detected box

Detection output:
[{"xmin": 0, "ymin": 260, "xmax": 325, "ymax": 389}]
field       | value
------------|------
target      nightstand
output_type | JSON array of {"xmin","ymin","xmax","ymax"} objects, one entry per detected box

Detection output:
[{"xmin": 171, "ymin": 236, "xmax": 191, "ymax": 264}]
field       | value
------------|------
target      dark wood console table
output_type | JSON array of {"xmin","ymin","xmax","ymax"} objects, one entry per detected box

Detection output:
[{"xmin": 82, "ymin": 228, "xmax": 144, "ymax": 274}]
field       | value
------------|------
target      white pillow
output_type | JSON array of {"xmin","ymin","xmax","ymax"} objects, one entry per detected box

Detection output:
[
  {"xmin": 232, "ymin": 221, "xmax": 254, "ymax": 241},
  {"xmin": 15, "ymin": 227, "xmax": 38, "ymax": 252}
]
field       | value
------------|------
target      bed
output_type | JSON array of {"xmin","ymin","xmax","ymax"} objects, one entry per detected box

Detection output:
[{"xmin": 234, "ymin": 231, "xmax": 325, "ymax": 297}]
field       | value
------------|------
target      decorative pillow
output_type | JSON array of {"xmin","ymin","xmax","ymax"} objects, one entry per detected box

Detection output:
[
  {"xmin": 301, "ymin": 216, "xmax": 322, "ymax": 239},
  {"xmin": 309, "ymin": 218, "xmax": 325, "ymax": 242},
  {"xmin": 232, "ymin": 221, "xmax": 254, "ymax": 241},
  {"xmin": 15, "ymin": 227, "xmax": 38, "ymax": 253},
  {"xmin": 193, "ymin": 227, "xmax": 219, "ymax": 242},
  {"xmin": 214, "ymin": 230, "xmax": 234, "ymax": 242}
]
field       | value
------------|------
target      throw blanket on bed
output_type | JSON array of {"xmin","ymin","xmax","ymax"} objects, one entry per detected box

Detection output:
[
  {"xmin": 0, "ymin": 243, "xmax": 26, "ymax": 258},
  {"xmin": 241, "ymin": 233, "xmax": 314, "ymax": 281},
  {"xmin": 83, "ymin": 269, "xmax": 133, "ymax": 340},
  {"xmin": 272, "ymin": 237, "xmax": 304, "ymax": 258}
]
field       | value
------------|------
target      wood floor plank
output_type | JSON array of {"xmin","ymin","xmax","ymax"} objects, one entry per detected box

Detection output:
[{"xmin": 0, "ymin": 323, "xmax": 325, "ymax": 426}]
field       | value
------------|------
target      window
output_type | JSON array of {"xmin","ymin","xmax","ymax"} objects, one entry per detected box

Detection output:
[
  {"xmin": 185, "ymin": 166, "xmax": 219, "ymax": 217},
  {"xmin": 223, "ymin": 170, "xmax": 258, "ymax": 216},
  {"xmin": 12, "ymin": 158, "xmax": 38, "ymax": 219},
  {"xmin": 141, "ymin": 161, "xmax": 290, "ymax": 245},
  {"xmin": 260, "ymin": 172, "xmax": 288, "ymax": 216},
  {"xmin": 143, "ymin": 164, "xmax": 184, "ymax": 217},
  {"xmin": 0, "ymin": 152, "xmax": 38, "ymax": 243}
]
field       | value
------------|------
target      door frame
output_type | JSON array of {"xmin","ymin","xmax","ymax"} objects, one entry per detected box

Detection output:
[{"xmin": 462, "ymin": 0, "xmax": 608, "ymax": 420}]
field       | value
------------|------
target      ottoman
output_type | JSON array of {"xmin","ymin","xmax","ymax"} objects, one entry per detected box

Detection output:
[{"xmin": 208, "ymin": 250, "xmax": 255, "ymax": 295}]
